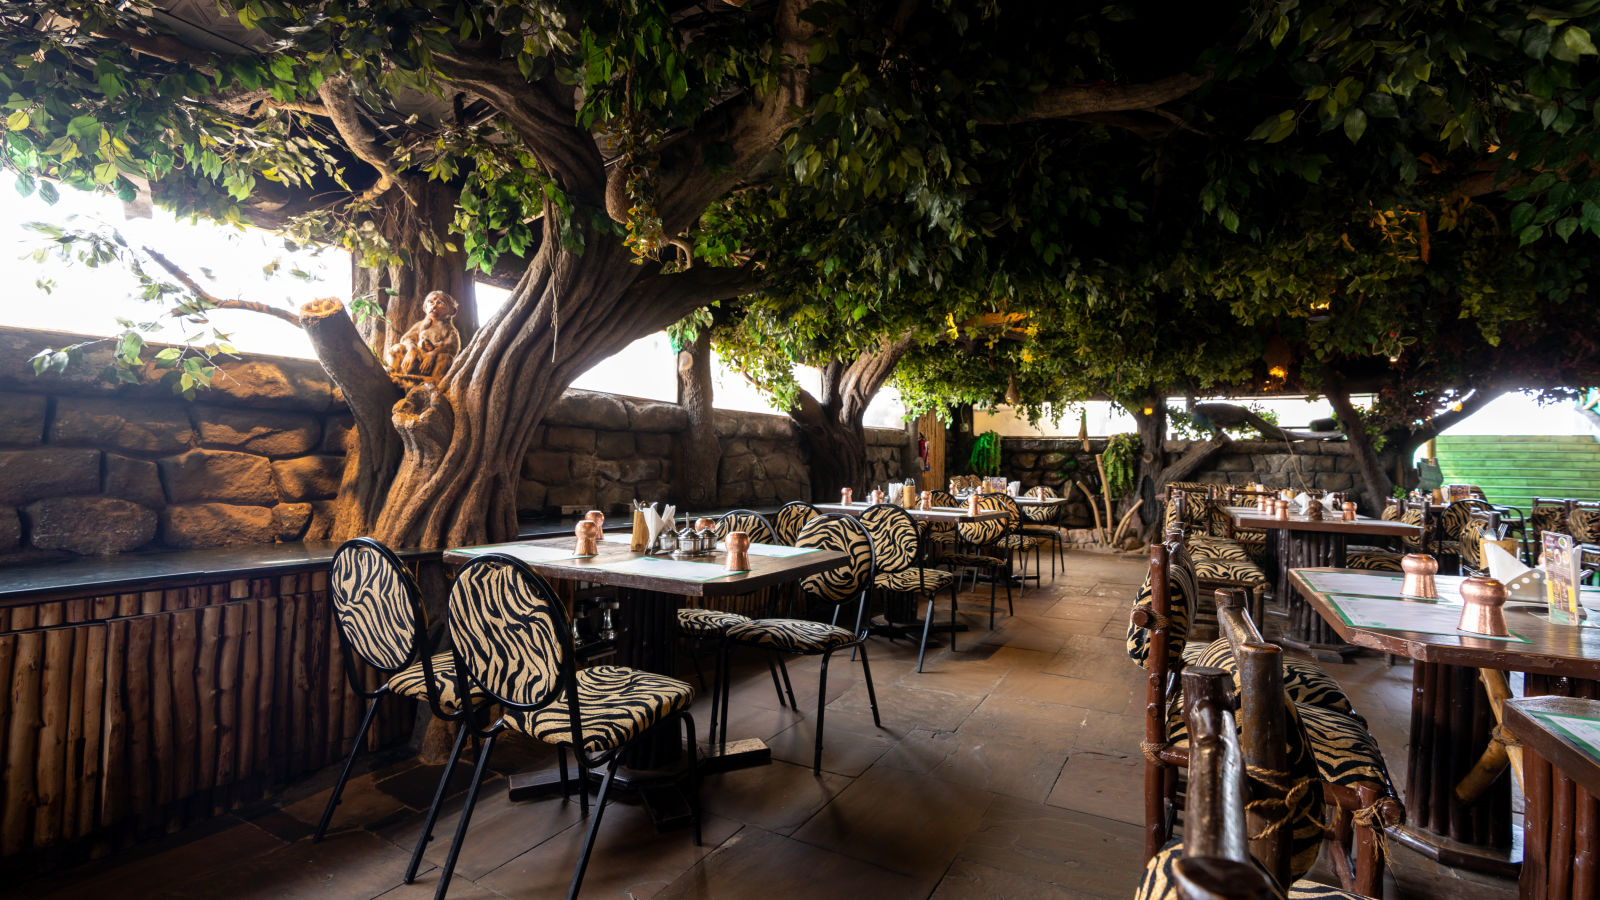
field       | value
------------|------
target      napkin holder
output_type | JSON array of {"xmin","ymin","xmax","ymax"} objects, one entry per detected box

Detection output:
[
  {"xmin": 1484, "ymin": 541, "xmax": 1546, "ymax": 602},
  {"xmin": 1400, "ymin": 553, "xmax": 1438, "ymax": 600},
  {"xmin": 1458, "ymin": 577, "xmax": 1510, "ymax": 637}
]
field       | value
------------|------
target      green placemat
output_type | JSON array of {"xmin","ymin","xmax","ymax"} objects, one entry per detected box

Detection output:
[
  {"xmin": 588, "ymin": 556, "xmax": 749, "ymax": 582},
  {"xmin": 1528, "ymin": 708, "xmax": 1600, "ymax": 760},
  {"xmin": 1324, "ymin": 593, "xmax": 1530, "ymax": 643}
]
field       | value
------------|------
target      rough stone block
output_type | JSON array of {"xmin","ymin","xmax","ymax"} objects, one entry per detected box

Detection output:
[
  {"xmin": 159, "ymin": 449, "xmax": 278, "ymax": 505},
  {"xmin": 594, "ymin": 460, "xmax": 623, "ymax": 481},
  {"xmin": 0, "ymin": 448, "xmax": 101, "ymax": 505},
  {"xmin": 720, "ymin": 454, "xmax": 753, "ymax": 484},
  {"xmin": 619, "ymin": 459, "xmax": 661, "ymax": 483},
  {"xmin": 0, "ymin": 508, "xmax": 20, "ymax": 550},
  {"xmin": 629, "ymin": 401, "xmax": 687, "ymax": 433},
  {"xmin": 1013, "ymin": 453, "xmax": 1038, "ymax": 469},
  {"xmin": 545, "ymin": 483, "xmax": 592, "ymax": 508},
  {"xmin": 52, "ymin": 397, "xmax": 195, "ymax": 454},
  {"xmin": 516, "ymin": 480, "xmax": 548, "ymax": 512},
  {"xmin": 569, "ymin": 455, "xmax": 597, "ymax": 479},
  {"xmin": 196, "ymin": 407, "xmax": 322, "ymax": 457},
  {"xmin": 594, "ymin": 481, "xmax": 637, "ymax": 512},
  {"xmin": 305, "ymin": 500, "xmax": 338, "ymax": 542},
  {"xmin": 271, "ymin": 455, "xmax": 343, "ymax": 501},
  {"xmin": 636, "ymin": 433, "xmax": 672, "ymax": 457},
  {"xmin": 321, "ymin": 412, "xmax": 356, "ymax": 453},
  {"xmin": 546, "ymin": 389, "xmax": 630, "ymax": 430},
  {"xmin": 105, "ymin": 454, "xmax": 165, "ymax": 507},
  {"xmin": 160, "ymin": 503, "xmax": 279, "ymax": 548},
  {"xmin": 274, "ymin": 502, "xmax": 313, "ymax": 541},
  {"xmin": 207, "ymin": 359, "xmax": 336, "ymax": 410},
  {"xmin": 1215, "ymin": 456, "xmax": 1254, "ymax": 472},
  {"xmin": 595, "ymin": 431, "xmax": 635, "ymax": 459},
  {"xmin": 25, "ymin": 496, "xmax": 157, "ymax": 555},
  {"xmin": 0, "ymin": 394, "xmax": 47, "ymax": 445},
  {"xmin": 544, "ymin": 426, "xmax": 595, "ymax": 453},
  {"xmin": 1039, "ymin": 453, "xmax": 1067, "ymax": 468},
  {"xmin": 1318, "ymin": 472, "xmax": 1354, "ymax": 491},
  {"xmin": 522, "ymin": 451, "xmax": 571, "ymax": 480}
]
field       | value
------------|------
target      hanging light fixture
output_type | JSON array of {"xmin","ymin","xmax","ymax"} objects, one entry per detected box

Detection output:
[
  {"xmin": 1005, "ymin": 373, "xmax": 1021, "ymax": 405},
  {"xmin": 1307, "ymin": 298, "xmax": 1332, "ymax": 323}
]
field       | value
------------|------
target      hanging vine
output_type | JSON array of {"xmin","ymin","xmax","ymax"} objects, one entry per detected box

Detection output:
[
  {"xmin": 969, "ymin": 429, "xmax": 1002, "ymax": 475},
  {"xmin": 1103, "ymin": 432, "xmax": 1139, "ymax": 499}
]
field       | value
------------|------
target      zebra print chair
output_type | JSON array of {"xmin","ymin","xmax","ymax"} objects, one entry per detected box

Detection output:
[
  {"xmin": 941, "ymin": 493, "xmax": 1014, "ymax": 628},
  {"xmin": 860, "ymin": 503, "xmax": 958, "ymax": 672},
  {"xmin": 712, "ymin": 508, "xmax": 777, "ymax": 544},
  {"xmin": 991, "ymin": 493, "xmax": 1043, "ymax": 591},
  {"xmin": 719, "ymin": 514, "xmax": 882, "ymax": 774},
  {"xmin": 921, "ymin": 488, "xmax": 963, "ymax": 552},
  {"xmin": 434, "ymin": 554, "xmax": 699, "ymax": 900},
  {"xmin": 774, "ymin": 500, "xmax": 821, "ymax": 545},
  {"xmin": 322, "ymin": 537, "xmax": 475, "ymax": 882},
  {"xmin": 1022, "ymin": 485, "xmax": 1067, "ymax": 579}
]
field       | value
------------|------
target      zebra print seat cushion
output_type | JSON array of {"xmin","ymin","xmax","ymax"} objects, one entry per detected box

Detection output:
[
  {"xmin": 511, "ymin": 665, "xmax": 695, "ymax": 755},
  {"xmin": 1346, "ymin": 550, "xmax": 1404, "ymax": 572},
  {"xmin": 874, "ymin": 567, "xmax": 956, "ymax": 593},
  {"xmin": 726, "ymin": 618, "xmax": 856, "ymax": 653},
  {"xmin": 1188, "ymin": 535, "xmax": 1250, "ymax": 561},
  {"xmin": 994, "ymin": 533, "xmax": 1038, "ymax": 550},
  {"xmin": 941, "ymin": 552, "xmax": 1005, "ymax": 568},
  {"xmin": 1297, "ymin": 702, "xmax": 1394, "ymax": 790},
  {"xmin": 1020, "ymin": 523, "xmax": 1060, "ymax": 537},
  {"xmin": 676, "ymin": 607, "xmax": 751, "ymax": 636},
  {"xmin": 1136, "ymin": 844, "xmax": 1366, "ymax": 900},
  {"xmin": 386, "ymin": 651, "xmax": 483, "ymax": 710},
  {"xmin": 1192, "ymin": 556, "xmax": 1268, "ymax": 588},
  {"xmin": 1182, "ymin": 638, "xmax": 1355, "ymax": 714},
  {"xmin": 925, "ymin": 529, "xmax": 960, "ymax": 544}
]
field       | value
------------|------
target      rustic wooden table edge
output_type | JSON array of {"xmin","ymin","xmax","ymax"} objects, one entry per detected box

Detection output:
[
  {"xmin": 1504, "ymin": 697, "xmax": 1600, "ymax": 798},
  {"xmin": 1228, "ymin": 507, "xmax": 1422, "ymax": 538}
]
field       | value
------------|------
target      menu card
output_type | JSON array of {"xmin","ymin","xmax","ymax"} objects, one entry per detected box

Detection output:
[
  {"xmin": 1526, "ymin": 708, "xmax": 1600, "ymax": 761},
  {"xmin": 1544, "ymin": 531, "xmax": 1586, "ymax": 624}
]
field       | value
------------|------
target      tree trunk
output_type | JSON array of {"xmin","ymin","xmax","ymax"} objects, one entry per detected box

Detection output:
[
  {"xmin": 1326, "ymin": 375, "xmax": 1393, "ymax": 514},
  {"xmin": 785, "ymin": 333, "xmax": 916, "ymax": 502},
  {"xmin": 351, "ymin": 179, "xmax": 480, "ymax": 355},
  {"xmin": 675, "ymin": 328, "xmax": 721, "ymax": 506},
  {"xmin": 1129, "ymin": 400, "xmax": 1168, "ymax": 528}
]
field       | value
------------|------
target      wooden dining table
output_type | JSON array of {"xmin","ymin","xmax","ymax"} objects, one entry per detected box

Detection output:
[
  {"xmin": 1504, "ymin": 696, "xmax": 1600, "ymax": 900},
  {"xmin": 1228, "ymin": 505, "xmax": 1421, "ymax": 659},
  {"xmin": 1291, "ymin": 567, "xmax": 1600, "ymax": 876},
  {"xmin": 814, "ymin": 501, "xmax": 1007, "ymax": 523},
  {"xmin": 441, "ymin": 534, "xmax": 847, "ymax": 787}
]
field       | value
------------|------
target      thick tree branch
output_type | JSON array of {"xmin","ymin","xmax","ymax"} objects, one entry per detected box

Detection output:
[
  {"xmin": 316, "ymin": 75, "xmax": 416, "ymax": 206},
  {"xmin": 982, "ymin": 69, "xmax": 1212, "ymax": 125}
]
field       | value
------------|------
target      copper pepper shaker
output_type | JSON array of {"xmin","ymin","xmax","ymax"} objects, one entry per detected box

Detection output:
[
  {"xmin": 575, "ymin": 519, "xmax": 600, "ymax": 556},
  {"xmin": 725, "ymin": 530, "xmax": 750, "ymax": 571},
  {"xmin": 841, "ymin": 487, "xmax": 853, "ymax": 506},
  {"xmin": 919, "ymin": 491, "xmax": 931, "ymax": 510},
  {"xmin": 1342, "ymin": 501, "xmax": 1357, "ymax": 522},
  {"xmin": 1458, "ymin": 576, "xmax": 1509, "ymax": 636},
  {"xmin": 1400, "ymin": 553, "xmax": 1438, "ymax": 600},
  {"xmin": 967, "ymin": 494, "xmax": 980, "ymax": 517}
]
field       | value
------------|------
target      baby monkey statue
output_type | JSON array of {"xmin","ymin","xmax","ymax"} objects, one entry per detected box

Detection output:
[{"xmin": 384, "ymin": 290, "xmax": 460, "ymax": 380}]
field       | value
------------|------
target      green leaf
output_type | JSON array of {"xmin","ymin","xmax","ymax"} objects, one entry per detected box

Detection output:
[
  {"xmin": 270, "ymin": 56, "xmax": 295, "ymax": 82},
  {"xmin": 65, "ymin": 115, "xmax": 98, "ymax": 140},
  {"xmin": 1560, "ymin": 26, "xmax": 1599, "ymax": 60},
  {"xmin": 37, "ymin": 180, "xmax": 57, "ymax": 205},
  {"xmin": 92, "ymin": 162, "xmax": 118, "ymax": 184},
  {"xmin": 1342, "ymin": 108, "xmax": 1367, "ymax": 143},
  {"xmin": 1519, "ymin": 224, "xmax": 1544, "ymax": 245},
  {"xmin": 5, "ymin": 109, "xmax": 28, "ymax": 131},
  {"xmin": 1363, "ymin": 92, "xmax": 1398, "ymax": 119},
  {"xmin": 154, "ymin": 347, "xmax": 182, "ymax": 362},
  {"xmin": 1555, "ymin": 216, "xmax": 1580, "ymax": 241}
]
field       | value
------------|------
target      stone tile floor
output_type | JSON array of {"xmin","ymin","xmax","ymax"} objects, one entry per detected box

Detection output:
[{"xmin": 23, "ymin": 550, "xmax": 1518, "ymax": 899}]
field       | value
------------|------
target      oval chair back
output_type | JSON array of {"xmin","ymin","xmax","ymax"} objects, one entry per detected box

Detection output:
[
  {"xmin": 1023, "ymin": 486, "xmax": 1059, "ymax": 524},
  {"xmin": 860, "ymin": 503, "xmax": 920, "ymax": 577},
  {"xmin": 329, "ymin": 537, "xmax": 424, "ymax": 676},
  {"xmin": 925, "ymin": 489, "xmax": 960, "ymax": 508},
  {"xmin": 774, "ymin": 500, "xmax": 820, "ymax": 545},
  {"xmin": 714, "ymin": 509, "xmax": 777, "ymax": 544},
  {"xmin": 794, "ymin": 514, "xmax": 874, "ymax": 607},
  {"xmin": 955, "ymin": 493, "xmax": 1009, "ymax": 546},
  {"xmin": 448, "ymin": 554, "xmax": 571, "ymax": 718}
]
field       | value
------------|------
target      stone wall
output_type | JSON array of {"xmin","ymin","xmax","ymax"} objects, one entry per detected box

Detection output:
[
  {"xmin": 0, "ymin": 327, "xmax": 916, "ymax": 560},
  {"xmin": 1000, "ymin": 436, "xmax": 1370, "ymax": 528},
  {"xmin": 514, "ymin": 388, "xmax": 913, "ymax": 514},
  {"xmin": 0, "ymin": 328, "xmax": 347, "ymax": 563}
]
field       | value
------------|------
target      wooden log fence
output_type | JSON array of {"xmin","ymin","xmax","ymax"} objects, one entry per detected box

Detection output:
[{"xmin": 0, "ymin": 565, "xmax": 414, "ymax": 873}]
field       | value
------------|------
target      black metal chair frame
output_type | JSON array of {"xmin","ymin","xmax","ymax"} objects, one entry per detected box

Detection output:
[
  {"xmin": 435, "ymin": 554, "xmax": 700, "ymax": 900},
  {"xmin": 715, "ymin": 514, "xmax": 883, "ymax": 774},
  {"xmin": 942, "ymin": 492, "xmax": 1014, "ymax": 628},
  {"xmin": 1022, "ymin": 486, "xmax": 1067, "ymax": 580},
  {"xmin": 320, "ymin": 537, "xmax": 472, "ymax": 887}
]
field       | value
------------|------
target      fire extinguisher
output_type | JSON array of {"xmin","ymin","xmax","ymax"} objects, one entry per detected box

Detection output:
[{"xmin": 918, "ymin": 435, "xmax": 931, "ymax": 471}]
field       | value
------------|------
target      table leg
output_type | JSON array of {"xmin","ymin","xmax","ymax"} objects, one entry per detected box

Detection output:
[
  {"xmin": 1520, "ymin": 675, "xmax": 1600, "ymax": 899},
  {"xmin": 1389, "ymin": 661, "xmax": 1517, "ymax": 875},
  {"xmin": 1279, "ymin": 531, "xmax": 1361, "ymax": 661}
]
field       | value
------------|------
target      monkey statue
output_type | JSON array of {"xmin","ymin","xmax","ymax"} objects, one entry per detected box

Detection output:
[{"xmin": 384, "ymin": 290, "xmax": 460, "ymax": 379}]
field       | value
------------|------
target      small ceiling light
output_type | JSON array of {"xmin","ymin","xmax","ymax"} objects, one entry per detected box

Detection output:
[
  {"xmin": 1308, "ymin": 299, "xmax": 1332, "ymax": 323},
  {"xmin": 1143, "ymin": 406, "xmax": 1155, "ymax": 415},
  {"xmin": 1264, "ymin": 335, "xmax": 1292, "ymax": 381},
  {"xmin": 1005, "ymin": 374, "xmax": 1021, "ymax": 406}
]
